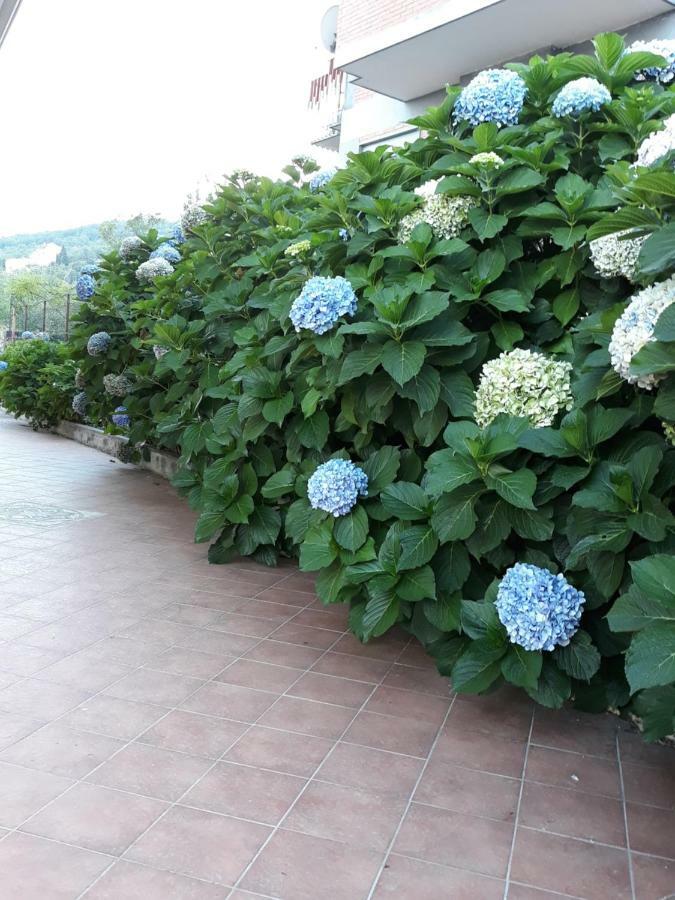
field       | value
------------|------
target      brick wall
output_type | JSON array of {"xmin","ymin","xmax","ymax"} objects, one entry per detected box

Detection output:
[{"xmin": 336, "ymin": 0, "xmax": 447, "ymax": 46}]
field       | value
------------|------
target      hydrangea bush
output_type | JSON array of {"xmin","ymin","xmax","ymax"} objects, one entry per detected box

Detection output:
[{"xmin": 60, "ymin": 33, "xmax": 675, "ymax": 738}]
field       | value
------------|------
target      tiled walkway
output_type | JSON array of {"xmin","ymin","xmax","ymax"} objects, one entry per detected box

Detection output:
[{"xmin": 0, "ymin": 411, "xmax": 673, "ymax": 900}]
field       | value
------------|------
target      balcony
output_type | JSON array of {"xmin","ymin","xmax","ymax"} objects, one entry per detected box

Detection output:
[
  {"xmin": 308, "ymin": 57, "xmax": 345, "ymax": 150},
  {"xmin": 334, "ymin": 0, "xmax": 673, "ymax": 101}
]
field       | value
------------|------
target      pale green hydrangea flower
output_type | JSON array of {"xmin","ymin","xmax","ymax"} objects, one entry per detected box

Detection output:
[
  {"xmin": 470, "ymin": 151, "xmax": 504, "ymax": 169},
  {"xmin": 398, "ymin": 180, "xmax": 477, "ymax": 242},
  {"xmin": 475, "ymin": 348, "xmax": 573, "ymax": 428},
  {"xmin": 284, "ymin": 240, "xmax": 311, "ymax": 258},
  {"xmin": 662, "ymin": 421, "xmax": 675, "ymax": 446}
]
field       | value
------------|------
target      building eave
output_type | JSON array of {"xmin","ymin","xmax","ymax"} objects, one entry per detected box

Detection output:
[{"xmin": 334, "ymin": 0, "xmax": 674, "ymax": 101}]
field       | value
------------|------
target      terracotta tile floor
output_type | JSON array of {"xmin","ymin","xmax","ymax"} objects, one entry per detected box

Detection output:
[{"xmin": 0, "ymin": 410, "xmax": 673, "ymax": 900}]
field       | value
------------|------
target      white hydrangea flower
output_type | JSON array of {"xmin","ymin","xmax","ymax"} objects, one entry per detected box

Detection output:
[
  {"xmin": 119, "ymin": 235, "xmax": 143, "ymax": 260},
  {"xmin": 589, "ymin": 230, "xmax": 645, "ymax": 282},
  {"xmin": 635, "ymin": 113, "xmax": 675, "ymax": 167},
  {"xmin": 399, "ymin": 181, "xmax": 477, "ymax": 242},
  {"xmin": 609, "ymin": 275, "xmax": 675, "ymax": 389},
  {"xmin": 470, "ymin": 152, "xmax": 504, "ymax": 169},
  {"xmin": 475, "ymin": 348, "xmax": 573, "ymax": 428},
  {"xmin": 136, "ymin": 258, "xmax": 174, "ymax": 283},
  {"xmin": 181, "ymin": 202, "xmax": 208, "ymax": 233}
]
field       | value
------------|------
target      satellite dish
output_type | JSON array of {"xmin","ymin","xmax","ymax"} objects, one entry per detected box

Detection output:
[{"xmin": 320, "ymin": 5, "xmax": 338, "ymax": 54}]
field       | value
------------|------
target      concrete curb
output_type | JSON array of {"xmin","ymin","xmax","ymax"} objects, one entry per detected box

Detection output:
[{"xmin": 53, "ymin": 420, "xmax": 179, "ymax": 479}]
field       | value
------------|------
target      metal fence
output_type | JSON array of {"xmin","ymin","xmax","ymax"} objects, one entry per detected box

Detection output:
[{"xmin": 2, "ymin": 293, "xmax": 73, "ymax": 343}]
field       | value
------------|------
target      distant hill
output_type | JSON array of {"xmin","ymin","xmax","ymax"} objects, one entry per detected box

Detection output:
[
  {"xmin": 0, "ymin": 217, "xmax": 174, "ymax": 281},
  {"xmin": 0, "ymin": 224, "xmax": 105, "ymax": 274}
]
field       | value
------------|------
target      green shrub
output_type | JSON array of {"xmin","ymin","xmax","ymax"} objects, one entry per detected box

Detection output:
[
  {"xmin": 70, "ymin": 34, "xmax": 675, "ymax": 737},
  {"xmin": 0, "ymin": 338, "xmax": 77, "ymax": 429}
]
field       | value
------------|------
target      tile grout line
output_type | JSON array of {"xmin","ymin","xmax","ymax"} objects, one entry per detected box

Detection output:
[
  {"xmin": 74, "ymin": 594, "xmax": 370, "ymax": 897},
  {"xmin": 502, "ymin": 705, "xmax": 535, "ymax": 899},
  {"xmin": 0, "ymin": 570, "xmax": 305, "ymax": 859},
  {"xmin": 225, "ymin": 638, "xmax": 417, "ymax": 897},
  {"xmin": 364, "ymin": 691, "xmax": 456, "ymax": 900},
  {"xmin": 616, "ymin": 732, "xmax": 636, "ymax": 900}
]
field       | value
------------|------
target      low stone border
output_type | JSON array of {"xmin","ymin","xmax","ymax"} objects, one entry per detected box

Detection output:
[{"xmin": 54, "ymin": 420, "xmax": 179, "ymax": 479}]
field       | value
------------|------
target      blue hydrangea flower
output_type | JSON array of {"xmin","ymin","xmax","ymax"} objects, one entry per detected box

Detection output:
[
  {"xmin": 170, "ymin": 224, "xmax": 185, "ymax": 245},
  {"xmin": 552, "ymin": 78, "xmax": 611, "ymax": 118},
  {"xmin": 307, "ymin": 459, "xmax": 368, "ymax": 517},
  {"xmin": 76, "ymin": 273, "xmax": 96, "ymax": 300},
  {"xmin": 289, "ymin": 276, "xmax": 357, "ymax": 335},
  {"xmin": 80, "ymin": 264, "xmax": 99, "ymax": 276},
  {"xmin": 20, "ymin": 331, "xmax": 34, "ymax": 340},
  {"xmin": 0, "ymin": 360, "xmax": 8, "ymax": 372},
  {"xmin": 87, "ymin": 331, "xmax": 111, "ymax": 356},
  {"xmin": 629, "ymin": 39, "xmax": 675, "ymax": 84},
  {"xmin": 309, "ymin": 167, "xmax": 337, "ymax": 191},
  {"xmin": 454, "ymin": 69, "xmax": 527, "ymax": 127},
  {"xmin": 150, "ymin": 242, "xmax": 181, "ymax": 263},
  {"xmin": 495, "ymin": 563, "xmax": 585, "ymax": 652},
  {"xmin": 111, "ymin": 406, "xmax": 130, "ymax": 428},
  {"xmin": 72, "ymin": 391, "xmax": 88, "ymax": 417}
]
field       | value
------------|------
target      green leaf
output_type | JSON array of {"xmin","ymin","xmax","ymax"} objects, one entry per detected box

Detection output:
[
  {"xmin": 501, "ymin": 645, "xmax": 542, "ymax": 690},
  {"xmin": 625, "ymin": 623, "xmax": 675, "ymax": 692},
  {"xmin": 261, "ymin": 469, "xmax": 296, "ymax": 499},
  {"xmin": 439, "ymin": 370, "xmax": 476, "ymax": 418},
  {"xmin": 632, "ymin": 686, "xmax": 675, "ymax": 742},
  {"xmin": 553, "ymin": 631, "xmax": 601, "ymax": 682},
  {"xmin": 607, "ymin": 585, "xmax": 675, "ymax": 633},
  {"xmin": 284, "ymin": 499, "xmax": 312, "ymax": 543},
  {"xmin": 425, "ymin": 450, "xmax": 480, "ymax": 496},
  {"xmin": 361, "ymin": 446, "xmax": 400, "ymax": 494},
  {"xmin": 460, "ymin": 600, "xmax": 501, "ymax": 640},
  {"xmin": 631, "ymin": 555, "xmax": 675, "ymax": 606},
  {"xmin": 468, "ymin": 206, "xmax": 507, "ymax": 240},
  {"xmin": 553, "ymin": 289, "xmax": 580, "ymax": 326},
  {"xmin": 637, "ymin": 224, "xmax": 675, "ymax": 278},
  {"xmin": 300, "ymin": 520, "xmax": 337, "ymax": 571},
  {"xmin": 333, "ymin": 506, "xmax": 369, "ymax": 552},
  {"xmin": 262, "ymin": 392, "xmax": 293, "ymax": 426},
  {"xmin": 381, "ymin": 482, "xmax": 430, "ymax": 520},
  {"xmin": 397, "ymin": 364, "xmax": 441, "ymax": 414},
  {"xmin": 487, "ymin": 468, "xmax": 536, "ymax": 509},
  {"xmin": 654, "ymin": 304, "xmax": 675, "ymax": 342},
  {"xmin": 483, "ymin": 289, "xmax": 530, "ymax": 313},
  {"xmin": 381, "ymin": 340, "xmax": 426, "ymax": 386},
  {"xmin": 495, "ymin": 167, "xmax": 544, "ymax": 197},
  {"xmin": 491, "ymin": 320, "xmax": 523, "ymax": 351},
  {"xmin": 297, "ymin": 411, "xmax": 329, "ymax": 450},
  {"xmin": 434, "ymin": 543, "xmax": 471, "ymax": 594},
  {"xmin": 451, "ymin": 640, "xmax": 505, "ymax": 693},
  {"xmin": 630, "ymin": 342, "xmax": 675, "ymax": 379},
  {"xmin": 398, "ymin": 525, "xmax": 438, "ymax": 571},
  {"xmin": 431, "ymin": 485, "xmax": 482, "ymax": 541},
  {"xmin": 194, "ymin": 510, "xmax": 225, "ymax": 543},
  {"xmin": 422, "ymin": 594, "xmax": 460, "ymax": 630},
  {"xmin": 399, "ymin": 292, "xmax": 449, "ymax": 330},
  {"xmin": 526, "ymin": 659, "xmax": 571, "ymax": 708},
  {"xmin": 315, "ymin": 564, "xmax": 347, "ymax": 605},
  {"xmin": 223, "ymin": 494, "xmax": 255, "ymax": 524},
  {"xmin": 398, "ymin": 565, "xmax": 436, "ymax": 602},
  {"xmin": 338, "ymin": 345, "xmax": 382, "ymax": 384}
]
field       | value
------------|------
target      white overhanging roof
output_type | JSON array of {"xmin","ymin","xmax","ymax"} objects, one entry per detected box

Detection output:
[
  {"xmin": 334, "ymin": 0, "xmax": 674, "ymax": 101},
  {"xmin": 0, "ymin": 0, "xmax": 21, "ymax": 49}
]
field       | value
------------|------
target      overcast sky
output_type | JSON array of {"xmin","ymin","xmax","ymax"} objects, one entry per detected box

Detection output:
[{"xmin": 0, "ymin": 0, "xmax": 333, "ymax": 236}]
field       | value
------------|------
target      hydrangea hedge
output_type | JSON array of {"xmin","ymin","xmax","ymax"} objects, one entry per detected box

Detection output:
[{"xmin": 25, "ymin": 34, "xmax": 675, "ymax": 737}]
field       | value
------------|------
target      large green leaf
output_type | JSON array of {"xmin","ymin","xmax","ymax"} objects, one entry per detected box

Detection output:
[
  {"xmin": 451, "ymin": 640, "xmax": 505, "ymax": 693},
  {"xmin": 380, "ymin": 482, "xmax": 430, "ymax": 520},
  {"xmin": 333, "ymin": 506, "xmax": 369, "ymax": 552},
  {"xmin": 300, "ymin": 520, "xmax": 337, "ymax": 571},
  {"xmin": 398, "ymin": 525, "xmax": 438, "ymax": 571},
  {"xmin": 431, "ymin": 485, "xmax": 482, "ymax": 541},
  {"xmin": 553, "ymin": 631, "xmax": 600, "ymax": 682},
  {"xmin": 501, "ymin": 645, "xmax": 542, "ymax": 690},
  {"xmin": 487, "ymin": 468, "xmax": 536, "ymax": 509},
  {"xmin": 381, "ymin": 340, "xmax": 426, "ymax": 386},
  {"xmin": 625, "ymin": 623, "xmax": 675, "ymax": 692}
]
